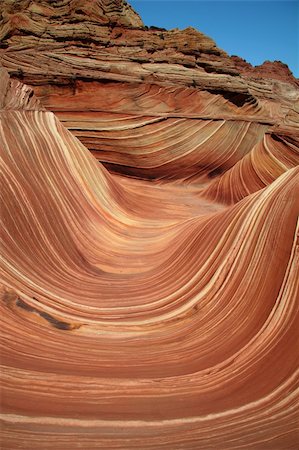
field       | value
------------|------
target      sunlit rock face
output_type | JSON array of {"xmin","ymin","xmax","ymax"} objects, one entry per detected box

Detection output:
[{"xmin": 1, "ymin": 1, "xmax": 299, "ymax": 449}]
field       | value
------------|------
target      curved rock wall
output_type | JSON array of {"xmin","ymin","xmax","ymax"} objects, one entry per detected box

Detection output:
[{"xmin": 0, "ymin": 1, "xmax": 299, "ymax": 448}]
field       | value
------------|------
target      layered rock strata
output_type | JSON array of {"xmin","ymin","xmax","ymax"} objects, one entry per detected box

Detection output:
[
  {"xmin": 1, "ymin": 0, "xmax": 299, "ymax": 182},
  {"xmin": 0, "ymin": 1, "xmax": 299, "ymax": 449}
]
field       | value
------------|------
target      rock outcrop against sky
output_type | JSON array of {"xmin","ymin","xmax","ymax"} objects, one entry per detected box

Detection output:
[{"xmin": 0, "ymin": 1, "xmax": 299, "ymax": 449}]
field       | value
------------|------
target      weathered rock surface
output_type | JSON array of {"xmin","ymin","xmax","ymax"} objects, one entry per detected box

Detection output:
[
  {"xmin": 1, "ymin": 0, "xmax": 298, "ymax": 182},
  {"xmin": 0, "ymin": 1, "xmax": 299, "ymax": 449}
]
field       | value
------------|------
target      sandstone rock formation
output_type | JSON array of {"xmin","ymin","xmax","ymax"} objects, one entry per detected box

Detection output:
[{"xmin": 0, "ymin": 1, "xmax": 299, "ymax": 449}]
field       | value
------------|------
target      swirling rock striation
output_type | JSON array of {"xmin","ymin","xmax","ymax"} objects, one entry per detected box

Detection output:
[
  {"xmin": 0, "ymin": 1, "xmax": 299, "ymax": 449},
  {"xmin": 1, "ymin": 0, "xmax": 298, "ymax": 186}
]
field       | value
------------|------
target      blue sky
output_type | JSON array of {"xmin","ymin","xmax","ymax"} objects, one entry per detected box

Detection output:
[{"xmin": 130, "ymin": 1, "xmax": 299, "ymax": 77}]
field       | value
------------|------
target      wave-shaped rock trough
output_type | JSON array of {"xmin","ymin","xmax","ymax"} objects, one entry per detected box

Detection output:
[{"xmin": 0, "ymin": 1, "xmax": 299, "ymax": 448}]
